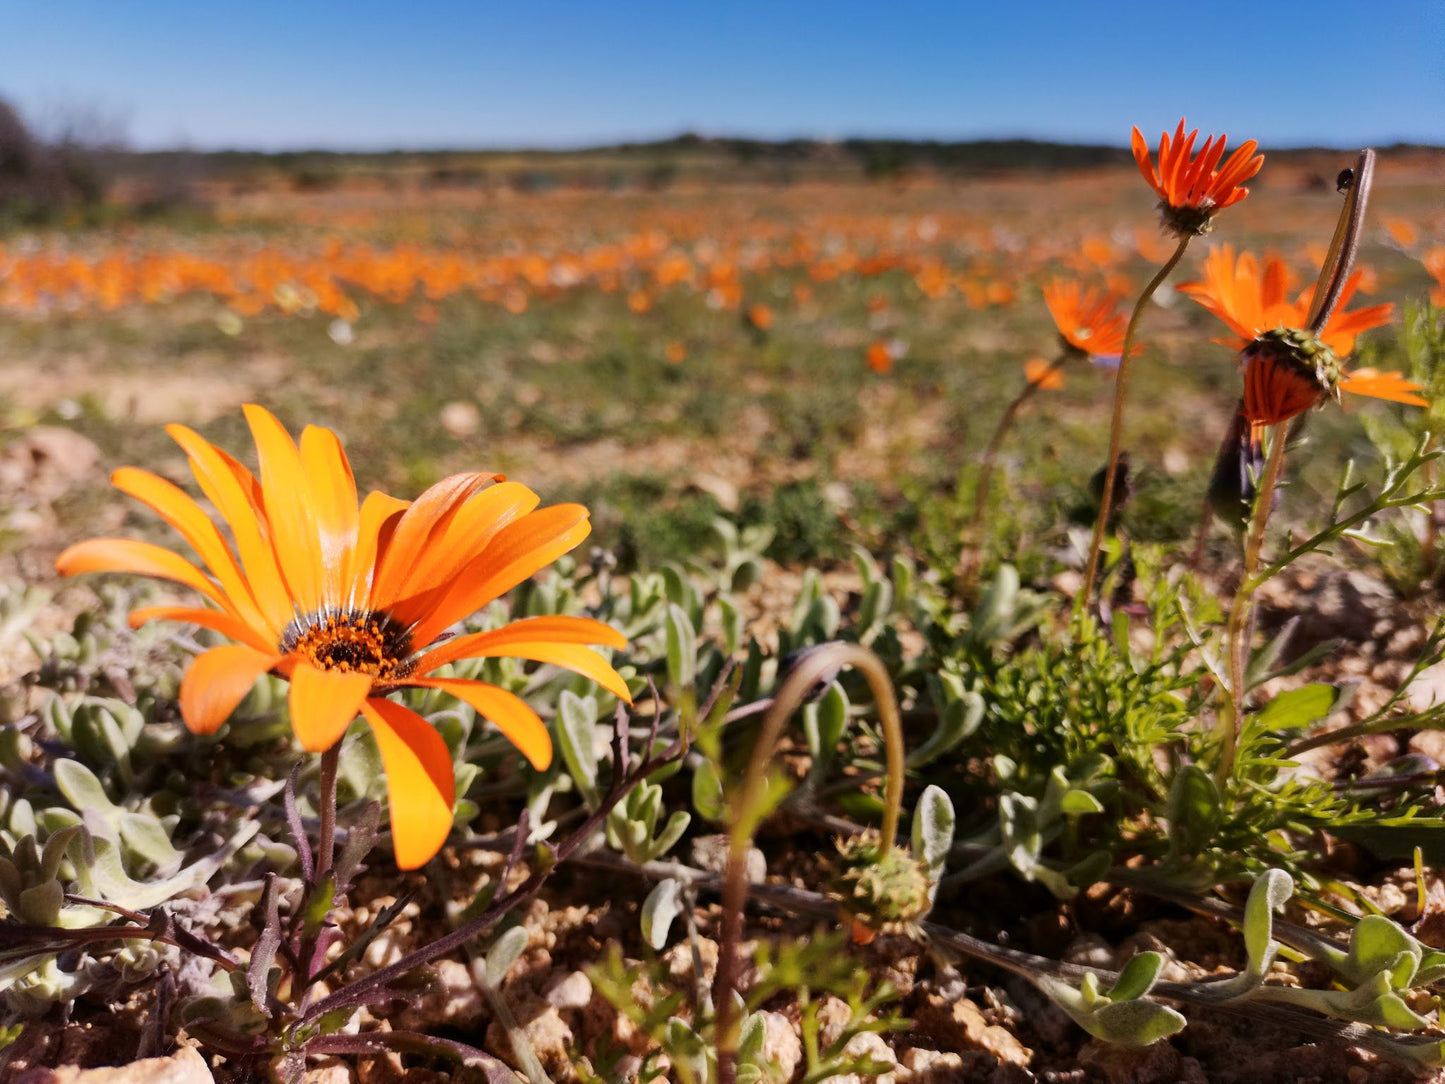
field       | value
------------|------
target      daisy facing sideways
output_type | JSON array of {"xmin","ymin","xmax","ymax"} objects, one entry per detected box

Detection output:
[{"xmin": 56, "ymin": 405, "xmax": 629, "ymax": 869}]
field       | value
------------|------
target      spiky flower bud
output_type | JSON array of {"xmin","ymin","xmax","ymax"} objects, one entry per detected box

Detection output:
[{"xmin": 828, "ymin": 830, "xmax": 933, "ymax": 942}]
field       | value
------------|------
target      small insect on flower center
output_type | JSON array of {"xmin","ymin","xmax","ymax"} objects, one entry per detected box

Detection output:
[{"xmin": 281, "ymin": 610, "xmax": 413, "ymax": 681}]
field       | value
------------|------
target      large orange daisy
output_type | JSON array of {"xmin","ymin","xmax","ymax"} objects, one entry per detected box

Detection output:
[
  {"xmin": 55, "ymin": 405, "xmax": 629, "ymax": 869},
  {"xmin": 1131, "ymin": 119, "xmax": 1263, "ymax": 237},
  {"xmin": 1177, "ymin": 245, "xmax": 1421, "ymax": 421}
]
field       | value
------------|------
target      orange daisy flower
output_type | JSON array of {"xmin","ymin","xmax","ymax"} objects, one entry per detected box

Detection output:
[
  {"xmin": 1177, "ymin": 245, "xmax": 1419, "ymax": 423},
  {"xmin": 55, "ymin": 405, "xmax": 629, "ymax": 870},
  {"xmin": 1131, "ymin": 119, "xmax": 1264, "ymax": 236},
  {"xmin": 1041, "ymin": 280, "xmax": 1133, "ymax": 360}
]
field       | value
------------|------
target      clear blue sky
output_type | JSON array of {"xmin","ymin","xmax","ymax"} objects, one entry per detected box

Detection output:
[{"xmin": 3, "ymin": 0, "xmax": 1442, "ymax": 151}]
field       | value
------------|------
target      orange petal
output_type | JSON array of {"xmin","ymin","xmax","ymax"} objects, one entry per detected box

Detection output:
[
  {"xmin": 369, "ymin": 471, "xmax": 504, "ymax": 609},
  {"xmin": 416, "ymin": 615, "xmax": 628, "ymax": 671},
  {"xmin": 244, "ymin": 405, "xmax": 325, "ymax": 614},
  {"xmin": 407, "ymin": 504, "xmax": 591, "ymax": 646},
  {"xmin": 385, "ymin": 481, "xmax": 541, "ymax": 619},
  {"xmin": 110, "ymin": 467, "xmax": 266, "ymax": 631},
  {"xmin": 299, "ymin": 425, "xmax": 359, "ymax": 605},
  {"xmin": 420, "ymin": 634, "xmax": 630, "ymax": 704},
  {"xmin": 180, "ymin": 645, "xmax": 280, "ymax": 735},
  {"xmin": 346, "ymin": 491, "xmax": 410, "ymax": 610},
  {"xmin": 167, "ymin": 424, "xmax": 294, "ymax": 633},
  {"xmin": 288, "ymin": 663, "xmax": 374, "ymax": 752},
  {"xmin": 127, "ymin": 605, "xmax": 276, "ymax": 653},
  {"xmin": 56, "ymin": 539, "xmax": 230, "ymax": 611},
  {"xmin": 360, "ymin": 697, "xmax": 456, "ymax": 870},
  {"xmin": 1339, "ymin": 368, "xmax": 1429, "ymax": 408},
  {"xmin": 406, "ymin": 677, "xmax": 552, "ymax": 770}
]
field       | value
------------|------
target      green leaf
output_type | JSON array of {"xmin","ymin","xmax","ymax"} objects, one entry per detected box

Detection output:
[
  {"xmin": 557, "ymin": 691, "xmax": 601, "ymax": 809},
  {"xmin": 1108, "ymin": 951, "xmax": 1164, "ymax": 1002},
  {"xmin": 641, "ymin": 878, "xmax": 682, "ymax": 951},
  {"xmin": 484, "ymin": 925, "xmax": 529, "ymax": 986},
  {"xmin": 1257, "ymin": 684, "xmax": 1340, "ymax": 731},
  {"xmin": 665, "ymin": 604, "xmax": 697, "ymax": 692}
]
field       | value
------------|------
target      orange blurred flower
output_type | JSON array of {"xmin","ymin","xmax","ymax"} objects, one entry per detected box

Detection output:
[
  {"xmin": 56, "ymin": 406, "xmax": 628, "ymax": 870},
  {"xmin": 866, "ymin": 340, "xmax": 893, "ymax": 374},
  {"xmin": 747, "ymin": 302, "xmax": 774, "ymax": 330},
  {"xmin": 1041, "ymin": 280, "xmax": 1132, "ymax": 359},
  {"xmin": 665, "ymin": 340, "xmax": 688, "ymax": 364},
  {"xmin": 1131, "ymin": 119, "xmax": 1263, "ymax": 236},
  {"xmin": 1023, "ymin": 357, "xmax": 1065, "ymax": 391},
  {"xmin": 1425, "ymin": 247, "xmax": 1445, "ymax": 305}
]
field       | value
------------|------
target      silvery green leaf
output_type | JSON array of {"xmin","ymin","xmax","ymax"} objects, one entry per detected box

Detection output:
[
  {"xmin": 665, "ymin": 604, "xmax": 697, "ymax": 692},
  {"xmin": 907, "ymin": 690, "xmax": 983, "ymax": 768},
  {"xmin": 691, "ymin": 759, "xmax": 726, "ymax": 823},
  {"xmin": 664, "ymin": 1017, "xmax": 709, "ymax": 1084},
  {"xmin": 1108, "ymin": 951, "xmax": 1164, "ymax": 1002},
  {"xmin": 484, "ymin": 925, "xmax": 529, "ymax": 987},
  {"xmin": 557, "ymin": 691, "xmax": 601, "ymax": 809},
  {"xmin": 1346, "ymin": 915, "xmax": 1420, "ymax": 985},
  {"xmin": 911, "ymin": 785, "xmax": 955, "ymax": 889},
  {"xmin": 650, "ymin": 811, "xmax": 691, "ymax": 861},
  {"xmin": 641, "ymin": 878, "xmax": 683, "ymax": 951},
  {"xmin": 18, "ymin": 880, "xmax": 63, "ymax": 926},
  {"xmin": 119, "ymin": 812, "xmax": 182, "ymax": 872}
]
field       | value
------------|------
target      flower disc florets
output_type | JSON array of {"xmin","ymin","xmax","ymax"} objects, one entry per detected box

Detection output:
[
  {"xmin": 828, "ymin": 830, "xmax": 932, "ymax": 938},
  {"xmin": 281, "ymin": 610, "xmax": 414, "ymax": 683}
]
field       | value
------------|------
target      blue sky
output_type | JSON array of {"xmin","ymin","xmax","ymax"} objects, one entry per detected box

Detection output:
[{"xmin": 2, "ymin": 1, "xmax": 1442, "ymax": 151}]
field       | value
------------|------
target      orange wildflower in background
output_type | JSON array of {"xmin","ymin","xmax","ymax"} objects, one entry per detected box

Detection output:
[
  {"xmin": 1023, "ymin": 357, "xmax": 1065, "ymax": 390},
  {"xmin": 747, "ymin": 302, "xmax": 774, "ymax": 330},
  {"xmin": 56, "ymin": 406, "xmax": 629, "ymax": 870},
  {"xmin": 866, "ymin": 340, "xmax": 893, "ymax": 374},
  {"xmin": 1131, "ymin": 119, "xmax": 1263, "ymax": 236},
  {"xmin": 1425, "ymin": 247, "xmax": 1445, "ymax": 305},
  {"xmin": 1041, "ymin": 281, "xmax": 1133, "ymax": 359}
]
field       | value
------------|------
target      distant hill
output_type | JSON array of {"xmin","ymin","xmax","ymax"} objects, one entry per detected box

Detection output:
[{"xmin": 99, "ymin": 133, "xmax": 1445, "ymax": 201}]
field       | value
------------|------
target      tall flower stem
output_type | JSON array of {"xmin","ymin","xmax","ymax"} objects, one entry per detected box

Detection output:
[
  {"xmin": 315, "ymin": 745, "xmax": 341, "ymax": 886},
  {"xmin": 714, "ymin": 643, "xmax": 906, "ymax": 1084},
  {"xmin": 1082, "ymin": 235, "xmax": 1192, "ymax": 603},
  {"xmin": 972, "ymin": 353, "xmax": 1068, "ymax": 528},
  {"xmin": 1215, "ymin": 424, "xmax": 1288, "ymax": 788}
]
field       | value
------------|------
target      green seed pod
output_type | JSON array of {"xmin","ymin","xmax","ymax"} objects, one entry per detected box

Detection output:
[{"xmin": 828, "ymin": 830, "xmax": 933, "ymax": 938}]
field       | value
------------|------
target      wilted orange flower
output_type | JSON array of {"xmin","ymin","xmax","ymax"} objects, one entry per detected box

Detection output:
[
  {"xmin": 1177, "ymin": 245, "xmax": 1395, "ymax": 357},
  {"xmin": 56, "ymin": 406, "xmax": 629, "ymax": 870},
  {"xmin": 1178, "ymin": 247, "xmax": 1421, "ymax": 426},
  {"xmin": 1131, "ymin": 119, "xmax": 1263, "ymax": 236},
  {"xmin": 1041, "ymin": 281, "xmax": 1133, "ymax": 359},
  {"xmin": 1023, "ymin": 357, "xmax": 1065, "ymax": 390}
]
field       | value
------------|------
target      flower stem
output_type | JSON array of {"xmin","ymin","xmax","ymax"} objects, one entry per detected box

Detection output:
[
  {"xmin": 315, "ymin": 744, "xmax": 341, "ymax": 887},
  {"xmin": 1215, "ymin": 424, "xmax": 1289, "ymax": 788},
  {"xmin": 972, "ymin": 354, "xmax": 1067, "ymax": 527},
  {"xmin": 714, "ymin": 643, "xmax": 906, "ymax": 1084},
  {"xmin": 1081, "ymin": 234, "xmax": 1192, "ymax": 604}
]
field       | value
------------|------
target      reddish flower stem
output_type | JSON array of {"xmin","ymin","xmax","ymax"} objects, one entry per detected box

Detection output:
[{"xmin": 1082, "ymin": 235, "xmax": 1191, "ymax": 604}]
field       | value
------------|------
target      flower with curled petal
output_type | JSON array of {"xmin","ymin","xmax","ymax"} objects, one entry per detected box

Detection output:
[{"xmin": 56, "ymin": 405, "xmax": 629, "ymax": 869}]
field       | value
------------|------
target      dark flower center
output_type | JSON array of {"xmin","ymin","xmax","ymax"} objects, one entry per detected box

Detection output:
[{"xmin": 281, "ymin": 610, "xmax": 413, "ymax": 681}]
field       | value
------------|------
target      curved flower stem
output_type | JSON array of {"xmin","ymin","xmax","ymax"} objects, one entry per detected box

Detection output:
[
  {"xmin": 1215, "ymin": 424, "xmax": 1289, "ymax": 788},
  {"xmin": 972, "ymin": 353, "xmax": 1069, "ymax": 527},
  {"xmin": 1081, "ymin": 234, "xmax": 1192, "ymax": 604},
  {"xmin": 713, "ymin": 643, "xmax": 906, "ymax": 1084},
  {"xmin": 314, "ymin": 744, "xmax": 341, "ymax": 887}
]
